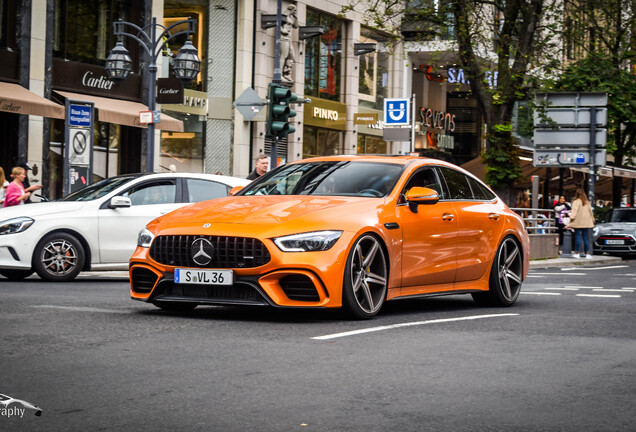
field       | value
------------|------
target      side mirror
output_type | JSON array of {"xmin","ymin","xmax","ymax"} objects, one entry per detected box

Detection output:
[
  {"xmin": 109, "ymin": 196, "xmax": 131, "ymax": 208},
  {"xmin": 405, "ymin": 187, "xmax": 439, "ymax": 205},
  {"xmin": 229, "ymin": 186, "xmax": 244, "ymax": 196}
]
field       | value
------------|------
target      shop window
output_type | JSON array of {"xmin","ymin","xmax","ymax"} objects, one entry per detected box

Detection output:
[
  {"xmin": 357, "ymin": 134, "xmax": 387, "ymax": 154},
  {"xmin": 303, "ymin": 126, "xmax": 342, "ymax": 158},
  {"xmin": 0, "ymin": 0, "xmax": 17, "ymax": 51},
  {"xmin": 304, "ymin": 9, "xmax": 342, "ymax": 102},
  {"xmin": 358, "ymin": 28, "xmax": 390, "ymax": 110},
  {"xmin": 163, "ymin": 1, "xmax": 207, "ymax": 92},
  {"xmin": 160, "ymin": 111, "xmax": 204, "ymax": 173},
  {"xmin": 53, "ymin": 0, "xmax": 138, "ymax": 65}
]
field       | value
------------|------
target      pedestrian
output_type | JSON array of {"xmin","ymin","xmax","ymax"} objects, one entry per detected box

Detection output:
[
  {"xmin": 247, "ymin": 155, "xmax": 268, "ymax": 180},
  {"xmin": 18, "ymin": 162, "xmax": 41, "ymax": 203},
  {"xmin": 516, "ymin": 191, "xmax": 530, "ymax": 225},
  {"xmin": 0, "ymin": 167, "xmax": 9, "ymax": 205},
  {"xmin": 566, "ymin": 188, "xmax": 595, "ymax": 259},
  {"xmin": 553, "ymin": 195, "xmax": 571, "ymax": 250},
  {"xmin": 3, "ymin": 166, "xmax": 36, "ymax": 207}
]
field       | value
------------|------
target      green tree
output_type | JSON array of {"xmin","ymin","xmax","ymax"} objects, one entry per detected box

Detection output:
[
  {"xmin": 342, "ymin": 1, "xmax": 561, "ymax": 201},
  {"xmin": 549, "ymin": 0, "xmax": 636, "ymax": 206}
]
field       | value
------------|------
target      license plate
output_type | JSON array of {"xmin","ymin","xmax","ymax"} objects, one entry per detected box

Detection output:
[
  {"xmin": 174, "ymin": 268, "xmax": 233, "ymax": 285},
  {"xmin": 605, "ymin": 239, "xmax": 625, "ymax": 245}
]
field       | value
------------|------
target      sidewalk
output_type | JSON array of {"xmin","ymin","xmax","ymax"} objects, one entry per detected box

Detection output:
[{"xmin": 529, "ymin": 254, "xmax": 623, "ymax": 269}]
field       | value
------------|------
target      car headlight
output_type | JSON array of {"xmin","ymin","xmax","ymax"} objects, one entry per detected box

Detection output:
[
  {"xmin": 274, "ymin": 230, "xmax": 342, "ymax": 252},
  {"xmin": 137, "ymin": 228, "xmax": 155, "ymax": 248},
  {"xmin": 592, "ymin": 227, "xmax": 599, "ymax": 236},
  {"xmin": 0, "ymin": 217, "xmax": 34, "ymax": 235}
]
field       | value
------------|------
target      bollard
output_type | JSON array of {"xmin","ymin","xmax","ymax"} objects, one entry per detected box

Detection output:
[{"xmin": 562, "ymin": 229, "xmax": 573, "ymax": 257}]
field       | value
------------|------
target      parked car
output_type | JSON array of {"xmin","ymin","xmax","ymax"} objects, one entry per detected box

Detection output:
[
  {"xmin": 0, "ymin": 173, "xmax": 250, "ymax": 281},
  {"xmin": 593, "ymin": 207, "xmax": 636, "ymax": 255},
  {"xmin": 130, "ymin": 155, "xmax": 530, "ymax": 319}
]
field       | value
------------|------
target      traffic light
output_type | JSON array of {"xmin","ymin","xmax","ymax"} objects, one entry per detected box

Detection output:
[{"xmin": 266, "ymin": 83, "xmax": 297, "ymax": 139}]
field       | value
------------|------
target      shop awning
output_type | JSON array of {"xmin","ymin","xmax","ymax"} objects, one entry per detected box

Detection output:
[
  {"xmin": 0, "ymin": 82, "xmax": 65, "ymax": 119},
  {"xmin": 54, "ymin": 90, "xmax": 184, "ymax": 132}
]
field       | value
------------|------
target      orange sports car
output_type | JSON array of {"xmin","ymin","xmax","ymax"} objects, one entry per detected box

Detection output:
[{"xmin": 129, "ymin": 155, "xmax": 529, "ymax": 319}]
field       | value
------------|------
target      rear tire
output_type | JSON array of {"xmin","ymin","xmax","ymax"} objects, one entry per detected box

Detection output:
[
  {"xmin": 0, "ymin": 269, "xmax": 35, "ymax": 280},
  {"xmin": 33, "ymin": 233, "xmax": 85, "ymax": 282},
  {"xmin": 342, "ymin": 234, "xmax": 388, "ymax": 319},
  {"xmin": 472, "ymin": 236, "xmax": 523, "ymax": 307}
]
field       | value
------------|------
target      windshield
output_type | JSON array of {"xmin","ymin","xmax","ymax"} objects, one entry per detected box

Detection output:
[
  {"xmin": 240, "ymin": 161, "xmax": 404, "ymax": 198},
  {"xmin": 609, "ymin": 209, "xmax": 636, "ymax": 223},
  {"xmin": 60, "ymin": 176, "xmax": 138, "ymax": 202}
]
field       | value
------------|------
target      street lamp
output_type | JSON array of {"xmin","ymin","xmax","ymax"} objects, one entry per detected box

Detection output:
[{"xmin": 105, "ymin": 17, "xmax": 200, "ymax": 173}]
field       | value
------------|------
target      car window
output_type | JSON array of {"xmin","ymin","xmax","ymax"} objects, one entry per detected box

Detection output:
[
  {"xmin": 438, "ymin": 167, "xmax": 473, "ymax": 200},
  {"xmin": 241, "ymin": 161, "xmax": 404, "ymax": 198},
  {"xmin": 60, "ymin": 175, "xmax": 138, "ymax": 201},
  {"xmin": 403, "ymin": 167, "xmax": 445, "ymax": 199},
  {"xmin": 610, "ymin": 209, "xmax": 636, "ymax": 223},
  {"xmin": 186, "ymin": 179, "xmax": 229, "ymax": 202},
  {"xmin": 123, "ymin": 180, "xmax": 176, "ymax": 206},
  {"xmin": 466, "ymin": 175, "xmax": 494, "ymax": 201}
]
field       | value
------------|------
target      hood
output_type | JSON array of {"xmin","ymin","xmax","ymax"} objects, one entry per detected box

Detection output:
[
  {"xmin": 0, "ymin": 201, "xmax": 87, "ymax": 221},
  {"xmin": 597, "ymin": 222, "xmax": 636, "ymax": 232},
  {"xmin": 154, "ymin": 195, "xmax": 385, "ymax": 233}
]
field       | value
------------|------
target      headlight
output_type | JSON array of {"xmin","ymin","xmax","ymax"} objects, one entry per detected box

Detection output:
[
  {"xmin": 0, "ymin": 217, "xmax": 34, "ymax": 235},
  {"xmin": 137, "ymin": 228, "xmax": 155, "ymax": 248},
  {"xmin": 592, "ymin": 227, "xmax": 599, "ymax": 236},
  {"xmin": 274, "ymin": 230, "xmax": 342, "ymax": 252}
]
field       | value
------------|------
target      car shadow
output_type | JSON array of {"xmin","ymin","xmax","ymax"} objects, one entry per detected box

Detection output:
[{"xmin": 134, "ymin": 294, "xmax": 486, "ymax": 323}]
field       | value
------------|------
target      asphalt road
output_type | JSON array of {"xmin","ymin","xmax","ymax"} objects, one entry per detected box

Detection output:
[{"xmin": 1, "ymin": 261, "xmax": 635, "ymax": 432}]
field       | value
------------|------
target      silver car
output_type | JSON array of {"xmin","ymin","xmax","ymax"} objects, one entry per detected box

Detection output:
[{"xmin": 593, "ymin": 208, "xmax": 636, "ymax": 255}]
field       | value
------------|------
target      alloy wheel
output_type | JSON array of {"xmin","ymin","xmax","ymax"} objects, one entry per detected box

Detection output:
[
  {"xmin": 40, "ymin": 239, "xmax": 79, "ymax": 277},
  {"xmin": 496, "ymin": 237, "xmax": 523, "ymax": 302},
  {"xmin": 349, "ymin": 235, "xmax": 388, "ymax": 315}
]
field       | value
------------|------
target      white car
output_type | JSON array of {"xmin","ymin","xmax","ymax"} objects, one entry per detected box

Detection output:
[{"xmin": 0, "ymin": 173, "xmax": 250, "ymax": 281}]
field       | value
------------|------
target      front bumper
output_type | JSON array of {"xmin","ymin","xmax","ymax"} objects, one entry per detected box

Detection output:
[
  {"xmin": 0, "ymin": 231, "xmax": 38, "ymax": 270},
  {"xmin": 129, "ymin": 235, "xmax": 354, "ymax": 309}
]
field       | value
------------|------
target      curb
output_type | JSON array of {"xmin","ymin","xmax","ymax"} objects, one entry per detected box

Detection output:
[{"xmin": 529, "ymin": 255, "xmax": 623, "ymax": 270}]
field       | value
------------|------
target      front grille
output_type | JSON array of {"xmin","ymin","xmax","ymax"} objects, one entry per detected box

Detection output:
[
  {"xmin": 131, "ymin": 267, "xmax": 159, "ymax": 293},
  {"xmin": 150, "ymin": 235, "xmax": 271, "ymax": 268},
  {"xmin": 280, "ymin": 275, "xmax": 320, "ymax": 302}
]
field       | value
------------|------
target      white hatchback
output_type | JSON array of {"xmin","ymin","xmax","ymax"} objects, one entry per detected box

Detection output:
[{"xmin": 0, "ymin": 173, "xmax": 250, "ymax": 281}]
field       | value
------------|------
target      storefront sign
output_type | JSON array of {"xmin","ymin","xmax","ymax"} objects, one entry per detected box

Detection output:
[
  {"xmin": 156, "ymin": 78, "xmax": 183, "ymax": 104},
  {"xmin": 162, "ymin": 89, "xmax": 208, "ymax": 116},
  {"xmin": 418, "ymin": 64, "xmax": 498, "ymax": 87},
  {"xmin": 419, "ymin": 108, "xmax": 455, "ymax": 132},
  {"xmin": 303, "ymin": 96, "xmax": 347, "ymax": 130},
  {"xmin": 53, "ymin": 59, "xmax": 142, "ymax": 101},
  {"xmin": 354, "ymin": 113, "xmax": 378, "ymax": 125}
]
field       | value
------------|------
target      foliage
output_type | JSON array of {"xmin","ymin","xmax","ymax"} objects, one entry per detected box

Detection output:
[{"xmin": 341, "ymin": 0, "xmax": 562, "ymax": 188}]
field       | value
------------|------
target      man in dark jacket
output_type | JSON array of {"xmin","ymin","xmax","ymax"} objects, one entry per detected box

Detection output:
[{"xmin": 247, "ymin": 155, "xmax": 268, "ymax": 180}]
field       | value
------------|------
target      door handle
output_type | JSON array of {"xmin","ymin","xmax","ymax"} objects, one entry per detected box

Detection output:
[
  {"xmin": 442, "ymin": 213, "xmax": 455, "ymax": 221},
  {"xmin": 489, "ymin": 213, "xmax": 500, "ymax": 220}
]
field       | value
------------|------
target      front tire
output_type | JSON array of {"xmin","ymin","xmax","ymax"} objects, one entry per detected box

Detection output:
[
  {"xmin": 0, "ymin": 269, "xmax": 35, "ymax": 280},
  {"xmin": 342, "ymin": 234, "xmax": 388, "ymax": 319},
  {"xmin": 472, "ymin": 236, "xmax": 523, "ymax": 306},
  {"xmin": 33, "ymin": 233, "xmax": 85, "ymax": 282}
]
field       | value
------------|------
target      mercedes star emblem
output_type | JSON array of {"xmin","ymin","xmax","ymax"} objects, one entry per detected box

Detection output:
[{"xmin": 191, "ymin": 238, "xmax": 214, "ymax": 266}]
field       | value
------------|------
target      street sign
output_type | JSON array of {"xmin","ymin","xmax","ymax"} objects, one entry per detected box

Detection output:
[
  {"xmin": 69, "ymin": 128, "xmax": 90, "ymax": 166},
  {"xmin": 384, "ymin": 98, "xmax": 410, "ymax": 126},
  {"xmin": 535, "ymin": 92, "xmax": 607, "ymax": 107},
  {"xmin": 533, "ymin": 150, "xmax": 606, "ymax": 167},
  {"xmin": 233, "ymin": 87, "xmax": 267, "ymax": 121},
  {"xmin": 533, "ymin": 107, "xmax": 607, "ymax": 128},
  {"xmin": 152, "ymin": 110, "xmax": 161, "ymax": 123},
  {"xmin": 69, "ymin": 104, "xmax": 92, "ymax": 127},
  {"xmin": 534, "ymin": 128, "xmax": 607, "ymax": 147},
  {"xmin": 139, "ymin": 111, "xmax": 153, "ymax": 124}
]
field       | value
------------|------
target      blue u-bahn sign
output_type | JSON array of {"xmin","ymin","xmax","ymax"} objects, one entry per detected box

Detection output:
[{"xmin": 384, "ymin": 98, "xmax": 410, "ymax": 126}]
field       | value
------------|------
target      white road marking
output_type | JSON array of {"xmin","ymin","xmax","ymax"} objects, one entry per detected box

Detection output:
[
  {"xmin": 527, "ymin": 275, "xmax": 545, "ymax": 278},
  {"xmin": 562, "ymin": 265, "xmax": 628, "ymax": 271},
  {"xmin": 576, "ymin": 294, "xmax": 621, "ymax": 298},
  {"xmin": 621, "ymin": 287, "xmax": 636, "ymax": 290},
  {"xmin": 311, "ymin": 313, "xmax": 519, "ymax": 341},
  {"xmin": 544, "ymin": 287, "xmax": 580, "ymax": 291},
  {"xmin": 564, "ymin": 286, "xmax": 603, "ymax": 289},
  {"xmin": 594, "ymin": 288, "xmax": 633, "ymax": 293},
  {"xmin": 520, "ymin": 292, "xmax": 561, "ymax": 296},
  {"xmin": 529, "ymin": 272, "xmax": 587, "ymax": 276},
  {"xmin": 30, "ymin": 305, "xmax": 129, "ymax": 314}
]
